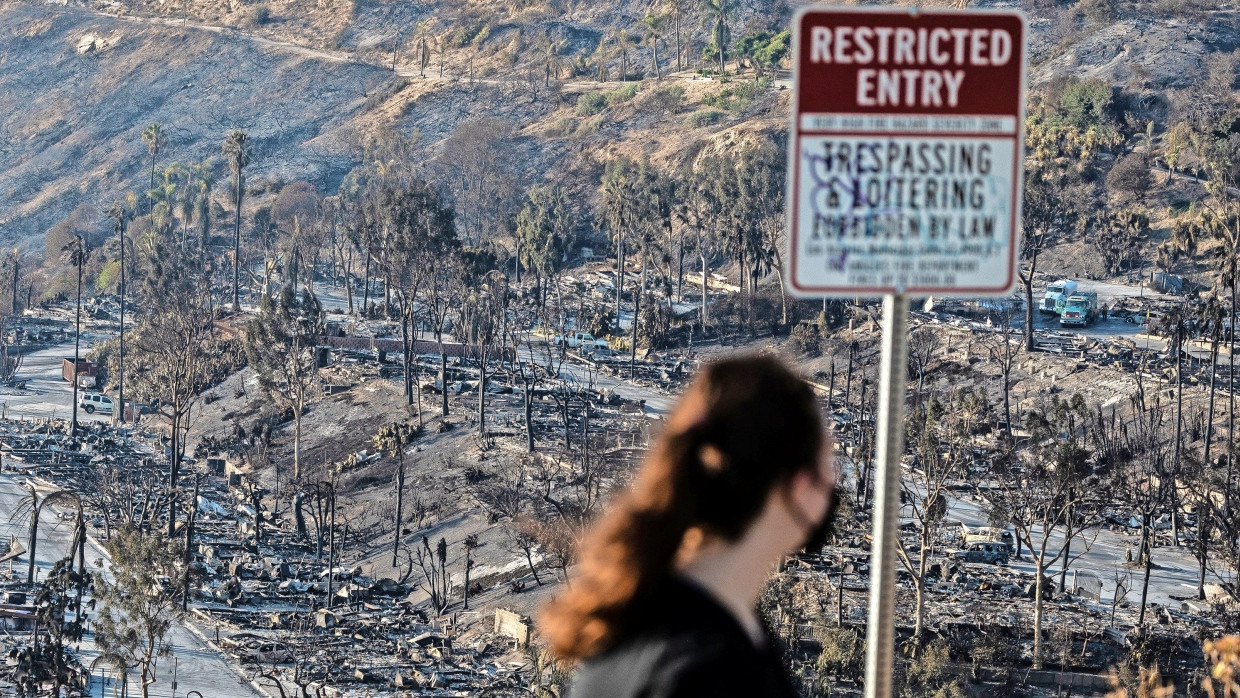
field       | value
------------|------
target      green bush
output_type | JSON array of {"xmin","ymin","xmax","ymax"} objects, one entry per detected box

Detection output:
[
  {"xmin": 702, "ymin": 78, "xmax": 772, "ymax": 112},
  {"xmin": 604, "ymin": 83, "xmax": 640, "ymax": 105},
  {"xmin": 1059, "ymin": 78, "xmax": 1113, "ymax": 129},
  {"xmin": 576, "ymin": 92, "xmax": 607, "ymax": 116},
  {"xmin": 450, "ymin": 21, "xmax": 489, "ymax": 48},
  {"xmin": 684, "ymin": 109, "xmax": 723, "ymax": 128}
]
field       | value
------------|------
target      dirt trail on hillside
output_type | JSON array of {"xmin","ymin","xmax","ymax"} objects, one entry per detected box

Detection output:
[{"xmin": 63, "ymin": 3, "xmax": 770, "ymax": 92}]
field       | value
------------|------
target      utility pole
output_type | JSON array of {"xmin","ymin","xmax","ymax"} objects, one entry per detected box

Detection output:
[{"xmin": 69, "ymin": 235, "xmax": 86, "ymax": 435}]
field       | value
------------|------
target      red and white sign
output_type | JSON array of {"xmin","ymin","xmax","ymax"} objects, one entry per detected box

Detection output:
[{"xmin": 786, "ymin": 8, "xmax": 1026, "ymax": 297}]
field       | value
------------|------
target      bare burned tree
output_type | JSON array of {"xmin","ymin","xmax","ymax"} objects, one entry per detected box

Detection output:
[
  {"xmin": 905, "ymin": 326, "xmax": 939, "ymax": 396},
  {"xmin": 463, "ymin": 533, "xmax": 481, "ymax": 609},
  {"xmin": 982, "ymin": 309, "xmax": 1021, "ymax": 438},
  {"xmin": 1113, "ymin": 392, "xmax": 1172, "ymax": 627},
  {"xmin": 511, "ymin": 332, "xmax": 548, "ymax": 453},
  {"xmin": 374, "ymin": 422, "xmax": 418, "ymax": 566},
  {"xmin": 897, "ymin": 394, "xmax": 963, "ymax": 638},
  {"xmin": 461, "ymin": 269, "xmax": 508, "ymax": 436},
  {"xmin": 435, "ymin": 118, "xmax": 520, "ymax": 244},
  {"xmin": 978, "ymin": 394, "xmax": 1099, "ymax": 668},
  {"xmin": 507, "ymin": 515, "xmax": 544, "ymax": 586},
  {"xmin": 1019, "ymin": 165, "xmax": 1077, "ymax": 351},
  {"xmin": 245, "ymin": 284, "xmax": 325, "ymax": 537},
  {"xmin": 468, "ymin": 456, "xmax": 528, "ymax": 523},
  {"xmin": 414, "ymin": 535, "xmax": 451, "ymax": 615},
  {"xmin": 123, "ymin": 242, "xmax": 217, "ymax": 537}
]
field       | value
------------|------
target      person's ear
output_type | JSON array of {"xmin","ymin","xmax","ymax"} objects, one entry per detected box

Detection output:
[{"xmin": 786, "ymin": 469, "xmax": 827, "ymax": 522}]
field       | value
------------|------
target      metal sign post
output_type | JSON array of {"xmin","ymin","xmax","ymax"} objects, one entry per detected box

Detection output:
[
  {"xmin": 864, "ymin": 292, "xmax": 908, "ymax": 698},
  {"xmin": 786, "ymin": 8, "xmax": 1026, "ymax": 698}
]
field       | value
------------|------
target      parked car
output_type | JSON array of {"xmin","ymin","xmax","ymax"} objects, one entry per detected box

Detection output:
[
  {"xmin": 79, "ymin": 392, "xmax": 114, "ymax": 415},
  {"xmin": 953, "ymin": 541, "xmax": 1010, "ymax": 566}
]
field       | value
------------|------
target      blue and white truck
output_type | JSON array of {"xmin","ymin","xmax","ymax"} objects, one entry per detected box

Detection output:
[{"xmin": 1040, "ymin": 279, "xmax": 1078, "ymax": 315}]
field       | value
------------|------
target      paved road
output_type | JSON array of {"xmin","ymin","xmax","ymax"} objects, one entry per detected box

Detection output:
[
  {"xmin": 0, "ymin": 474, "xmax": 261, "ymax": 697},
  {"xmin": 0, "ymin": 340, "xmax": 112, "ymax": 425}
]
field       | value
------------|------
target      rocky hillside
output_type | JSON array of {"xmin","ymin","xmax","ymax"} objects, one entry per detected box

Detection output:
[{"xmin": 3, "ymin": 0, "xmax": 1240, "ymax": 253}]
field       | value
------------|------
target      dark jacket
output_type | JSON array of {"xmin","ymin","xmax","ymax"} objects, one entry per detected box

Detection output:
[{"xmin": 569, "ymin": 577, "xmax": 797, "ymax": 698}]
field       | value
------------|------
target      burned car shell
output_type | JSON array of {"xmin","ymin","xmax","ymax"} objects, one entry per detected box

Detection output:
[{"xmin": 953, "ymin": 541, "xmax": 1010, "ymax": 566}]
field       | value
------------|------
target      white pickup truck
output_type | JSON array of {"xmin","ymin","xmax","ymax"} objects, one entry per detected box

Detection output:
[{"xmin": 554, "ymin": 332, "xmax": 609, "ymax": 351}]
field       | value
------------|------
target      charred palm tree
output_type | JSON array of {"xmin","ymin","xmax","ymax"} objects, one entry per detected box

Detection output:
[
  {"xmin": 141, "ymin": 124, "xmax": 166, "ymax": 217},
  {"xmin": 60, "ymin": 235, "xmax": 89, "ymax": 434},
  {"xmin": 223, "ymin": 131, "xmax": 251, "ymax": 311}
]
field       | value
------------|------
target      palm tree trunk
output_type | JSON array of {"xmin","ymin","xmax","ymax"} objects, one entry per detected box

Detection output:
[
  {"xmin": 1022, "ymin": 247, "xmax": 1039, "ymax": 351},
  {"xmin": 1138, "ymin": 527, "xmax": 1154, "ymax": 627},
  {"xmin": 71, "ymin": 262, "xmax": 82, "ymax": 434},
  {"xmin": 1199, "ymin": 506, "xmax": 1210, "ymax": 599},
  {"xmin": 233, "ymin": 175, "xmax": 243, "ymax": 311},
  {"xmin": 631, "ymin": 257, "xmax": 644, "ymax": 378},
  {"xmin": 1206, "ymin": 333, "xmax": 1219, "ymax": 471},
  {"xmin": 344, "ymin": 247, "xmax": 354, "ymax": 314},
  {"xmin": 9, "ymin": 255, "xmax": 18, "ymax": 316},
  {"xmin": 440, "ymin": 342, "xmax": 449, "ymax": 417},
  {"xmin": 615, "ymin": 237, "xmax": 625, "ymax": 336},
  {"xmin": 402, "ymin": 304, "xmax": 413, "ymax": 405},
  {"xmin": 1060, "ymin": 509, "xmax": 1073, "ymax": 592},
  {"xmin": 772, "ymin": 244, "xmax": 788, "ymax": 325},
  {"xmin": 26, "ymin": 496, "xmax": 38, "ymax": 584},
  {"xmin": 675, "ymin": 14, "xmax": 682, "ymax": 72},
  {"xmin": 525, "ymin": 384, "xmax": 535, "ymax": 453},
  {"xmin": 149, "ymin": 155, "xmax": 156, "ymax": 217}
]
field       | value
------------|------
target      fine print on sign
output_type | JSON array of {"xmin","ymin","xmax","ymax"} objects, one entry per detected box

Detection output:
[{"xmin": 787, "ymin": 8, "xmax": 1027, "ymax": 298}]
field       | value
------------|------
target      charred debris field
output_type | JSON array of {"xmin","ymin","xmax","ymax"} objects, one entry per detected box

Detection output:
[{"xmin": 9, "ymin": 0, "xmax": 1240, "ymax": 695}]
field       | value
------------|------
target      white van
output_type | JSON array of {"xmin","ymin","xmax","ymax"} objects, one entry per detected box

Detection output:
[{"xmin": 79, "ymin": 392, "xmax": 114, "ymax": 415}]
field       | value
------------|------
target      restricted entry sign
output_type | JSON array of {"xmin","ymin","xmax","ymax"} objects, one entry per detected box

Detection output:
[{"xmin": 787, "ymin": 8, "xmax": 1026, "ymax": 297}]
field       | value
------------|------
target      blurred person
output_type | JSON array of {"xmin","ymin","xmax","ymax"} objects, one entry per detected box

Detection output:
[{"xmin": 540, "ymin": 355, "xmax": 836, "ymax": 698}]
